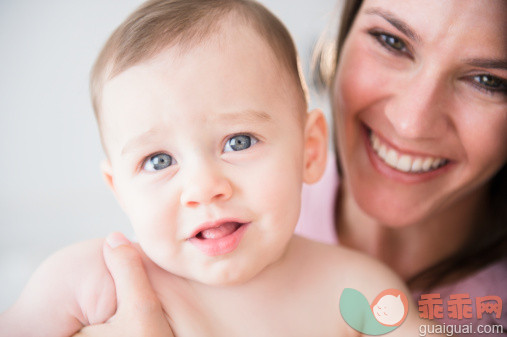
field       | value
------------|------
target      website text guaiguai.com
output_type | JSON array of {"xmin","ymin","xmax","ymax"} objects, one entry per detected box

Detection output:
[{"xmin": 419, "ymin": 323, "xmax": 504, "ymax": 336}]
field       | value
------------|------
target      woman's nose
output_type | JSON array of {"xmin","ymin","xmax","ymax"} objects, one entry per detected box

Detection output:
[
  {"xmin": 179, "ymin": 161, "xmax": 232, "ymax": 207},
  {"xmin": 384, "ymin": 69, "xmax": 451, "ymax": 140}
]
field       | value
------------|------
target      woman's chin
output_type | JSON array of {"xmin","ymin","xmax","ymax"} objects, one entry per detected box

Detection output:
[{"xmin": 351, "ymin": 186, "xmax": 436, "ymax": 228}]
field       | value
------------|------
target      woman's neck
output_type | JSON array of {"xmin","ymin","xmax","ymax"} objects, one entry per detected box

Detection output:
[{"xmin": 335, "ymin": 183, "xmax": 488, "ymax": 282}]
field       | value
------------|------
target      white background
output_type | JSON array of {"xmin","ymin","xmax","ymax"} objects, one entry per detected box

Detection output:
[{"xmin": 0, "ymin": 0, "xmax": 337, "ymax": 311}]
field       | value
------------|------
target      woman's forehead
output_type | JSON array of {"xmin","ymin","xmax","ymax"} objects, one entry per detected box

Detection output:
[
  {"xmin": 360, "ymin": 0, "xmax": 506, "ymax": 41},
  {"xmin": 359, "ymin": 0, "xmax": 506, "ymax": 62}
]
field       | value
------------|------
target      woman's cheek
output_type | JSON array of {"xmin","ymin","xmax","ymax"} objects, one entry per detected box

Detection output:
[
  {"xmin": 337, "ymin": 32, "xmax": 403, "ymax": 114},
  {"xmin": 456, "ymin": 106, "xmax": 507, "ymax": 182}
]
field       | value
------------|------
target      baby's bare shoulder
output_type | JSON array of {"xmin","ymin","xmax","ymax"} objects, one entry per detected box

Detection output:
[
  {"xmin": 38, "ymin": 238, "xmax": 117, "ymax": 324},
  {"xmin": 0, "ymin": 239, "xmax": 117, "ymax": 336},
  {"xmin": 33, "ymin": 239, "xmax": 116, "ymax": 325},
  {"xmin": 292, "ymin": 236, "xmax": 410, "ymax": 298}
]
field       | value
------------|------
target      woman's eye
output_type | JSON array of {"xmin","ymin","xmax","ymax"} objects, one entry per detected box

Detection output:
[
  {"xmin": 143, "ymin": 153, "xmax": 175, "ymax": 171},
  {"xmin": 223, "ymin": 134, "xmax": 258, "ymax": 152},
  {"xmin": 472, "ymin": 74, "xmax": 506, "ymax": 93},
  {"xmin": 371, "ymin": 31, "xmax": 408, "ymax": 54}
]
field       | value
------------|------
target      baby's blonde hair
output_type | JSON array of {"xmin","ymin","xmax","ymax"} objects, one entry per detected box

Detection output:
[{"xmin": 91, "ymin": 0, "xmax": 308, "ymax": 143}]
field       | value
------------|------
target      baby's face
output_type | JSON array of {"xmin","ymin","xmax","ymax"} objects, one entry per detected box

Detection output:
[{"xmin": 100, "ymin": 26, "xmax": 310, "ymax": 285}]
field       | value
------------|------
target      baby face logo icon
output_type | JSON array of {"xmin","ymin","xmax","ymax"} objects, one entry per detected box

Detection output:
[
  {"xmin": 371, "ymin": 289, "xmax": 408, "ymax": 327},
  {"xmin": 340, "ymin": 288, "xmax": 409, "ymax": 335}
]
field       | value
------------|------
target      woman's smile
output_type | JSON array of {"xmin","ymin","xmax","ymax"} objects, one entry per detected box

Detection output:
[{"xmin": 362, "ymin": 124, "xmax": 455, "ymax": 184}]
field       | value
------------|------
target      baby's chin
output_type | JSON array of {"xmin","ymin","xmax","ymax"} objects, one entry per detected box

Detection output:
[
  {"xmin": 172, "ymin": 262, "xmax": 267, "ymax": 287},
  {"xmin": 140, "ymin": 253, "xmax": 259, "ymax": 287},
  {"xmin": 140, "ymin": 239, "xmax": 291, "ymax": 287}
]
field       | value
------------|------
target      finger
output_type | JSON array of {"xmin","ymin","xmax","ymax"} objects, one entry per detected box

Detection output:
[{"xmin": 103, "ymin": 232, "xmax": 161, "ymax": 316}]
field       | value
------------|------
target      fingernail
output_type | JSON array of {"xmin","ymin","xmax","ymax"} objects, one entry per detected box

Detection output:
[{"xmin": 106, "ymin": 232, "xmax": 130, "ymax": 248}]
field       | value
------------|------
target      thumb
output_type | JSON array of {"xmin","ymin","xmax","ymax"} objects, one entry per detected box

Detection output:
[{"xmin": 103, "ymin": 232, "xmax": 161, "ymax": 316}]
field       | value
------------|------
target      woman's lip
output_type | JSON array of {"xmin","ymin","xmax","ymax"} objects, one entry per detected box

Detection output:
[
  {"xmin": 362, "ymin": 124, "xmax": 454, "ymax": 183},
  {"xmin": 364, "ymin": 124, "xmax": 450, "ymax": 160},
  {"xmin": 188, "ymin": 222, "xmax": 250, "ymax": 256}
]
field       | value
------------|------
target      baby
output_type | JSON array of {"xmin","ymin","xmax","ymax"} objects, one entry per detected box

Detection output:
[{"xmin": 0, "ymin": 0, "xmax": 426, "ymax": 336}]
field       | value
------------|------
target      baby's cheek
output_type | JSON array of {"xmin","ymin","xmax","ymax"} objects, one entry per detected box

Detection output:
[
  {"xmin": 126, "ymin": 191, "xmax": 176, "ymax": 239},
  {"xmin": 253, "ymin": 163, "xmax": 302, "ymax": 225}
]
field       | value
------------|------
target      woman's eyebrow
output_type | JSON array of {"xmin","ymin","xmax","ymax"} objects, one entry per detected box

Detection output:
[
  {"xmin": 464, "ymin": 58, "xmax": 507, "ymax": 70},
  {"xmin": 364, "ymin": 7, "xmax": 421, "ymax": 43}
]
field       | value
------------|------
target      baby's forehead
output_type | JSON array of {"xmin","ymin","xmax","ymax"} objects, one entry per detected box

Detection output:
[
  {"xmin": 99, "ymin": 26, "xmax": 305, "ymax": 157},
  {"xmin": 103, "ymin": 22, "xmax": 295, "ymax": 102},
  {"xmin": 133, "ymin": 20, "xmax": 288, "ymax": 77}
]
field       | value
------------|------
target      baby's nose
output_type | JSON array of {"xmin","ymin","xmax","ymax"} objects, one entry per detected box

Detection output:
[{"xmin": 179, "ymin": 163, "xmax": 232, "ymax": 207}]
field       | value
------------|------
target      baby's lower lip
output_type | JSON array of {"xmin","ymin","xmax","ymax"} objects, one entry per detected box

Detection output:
[{"xmin": 188, "ymin": 222, "xmax": 250, "ymax": 256}]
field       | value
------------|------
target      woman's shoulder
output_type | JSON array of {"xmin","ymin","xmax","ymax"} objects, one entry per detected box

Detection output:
[
  {"xmin": 418, "ymin": 257, "xmax": 507, "ymax": 299},
  {"xmin": 415, "ymin": 257, "xmax": 507, "ymax": 327}
]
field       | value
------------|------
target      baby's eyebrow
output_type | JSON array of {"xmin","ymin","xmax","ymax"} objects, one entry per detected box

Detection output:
[
  {"xmin": 213, "ymin": 109, "xmax": 273, "ymax": 123},
  {"xmin": 121, "ymin": 128, "xmax": 163, "ymax": 157}
]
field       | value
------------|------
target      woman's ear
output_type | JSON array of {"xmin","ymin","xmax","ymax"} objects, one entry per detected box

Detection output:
[{"xmin": 303, "ymin": 108, "xmax": 328, "ymax": 184}]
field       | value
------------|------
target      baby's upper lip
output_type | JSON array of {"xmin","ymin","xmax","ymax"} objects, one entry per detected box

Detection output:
[{"xmin": 188, "ymin": 218, "xmax": 250, "ymax": 239}]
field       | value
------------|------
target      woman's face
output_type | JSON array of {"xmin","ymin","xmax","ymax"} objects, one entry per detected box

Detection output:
[{"xmin": 334, "ymin": 0, "xmax": 507, "ymax": 226}]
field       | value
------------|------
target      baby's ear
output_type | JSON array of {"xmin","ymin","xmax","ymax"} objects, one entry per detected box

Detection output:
[
  {"xmin": 100, "ymin": 160, "xmax": 115, "ymax": 192},
  {"xmin": 303, "ymin": 109, "xmax": 328, "ymax": 184},
  {"xmin": 100, "ymin": 160, "xmax": 126, "ymax": 210}
]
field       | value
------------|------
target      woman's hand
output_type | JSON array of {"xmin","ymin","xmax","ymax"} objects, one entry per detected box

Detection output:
[{"xmin": 73, "ymin": 233, "xmax": 173, "ymax": 337}]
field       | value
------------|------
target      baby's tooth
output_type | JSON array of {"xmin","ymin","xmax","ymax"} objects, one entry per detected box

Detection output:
[
  {"xmin": 397, "ymin": 155, "xmax": 412, "ymax": 172},
  {"xmin": 431, "ymin": 158, "xmax": 442, "ymax": 169},
  {"xmin": 411, "ymin": 158, "xmax": 423, "ymax": 172},
  {"xmin": 385, "ymin": 149, "xmax": 398, "ymax": 168},
  {"xmin": 422, "ymin": 158, "xmax": 434, "ymax": 171}
]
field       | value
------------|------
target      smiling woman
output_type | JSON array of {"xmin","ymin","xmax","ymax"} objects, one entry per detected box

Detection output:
[{"xmin": 327, "ymin": 0, "xmax": 507, "ymax": 286}]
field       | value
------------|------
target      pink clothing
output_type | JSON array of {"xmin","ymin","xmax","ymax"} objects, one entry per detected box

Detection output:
[
  {"xmin": 296, "ymin": 153, "xmax": 507, "ymax": 335},
  {"xmin": 295, "ymin": 153, "xmax": 339, "ymax": 245}
]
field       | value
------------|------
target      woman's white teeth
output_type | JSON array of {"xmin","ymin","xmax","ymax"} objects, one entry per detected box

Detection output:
[{"xmin": 369, "ymin": 132, "xmax": 447, "ymax": 173}]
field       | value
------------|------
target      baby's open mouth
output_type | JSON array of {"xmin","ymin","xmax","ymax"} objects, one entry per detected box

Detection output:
[
  {"xmin": 194, "ymin": 222, "xmax": 245, "ymax": 240},
  {"xmin": 189, "ymin": 221, "xmax": 250, "ymax": 256}
]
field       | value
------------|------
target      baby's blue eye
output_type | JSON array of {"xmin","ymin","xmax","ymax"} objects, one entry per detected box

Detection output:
[
  {"xmin": 143, "ymin": 153, "xmax": 175, "ymax": 171},
  {"xmin": 224, "ymin": 134, "xmax": 258, "ymax": 152}
]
